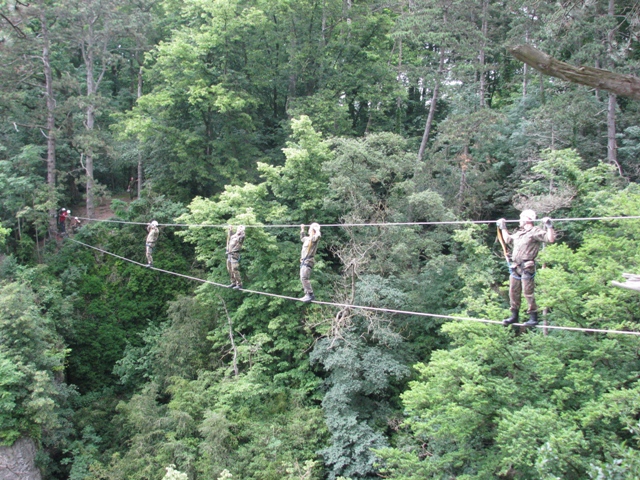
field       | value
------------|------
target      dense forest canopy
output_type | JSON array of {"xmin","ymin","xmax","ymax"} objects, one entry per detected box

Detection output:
[{"xmin": 2, "ymin": 0, "xmax": 640, "ymax": 478}]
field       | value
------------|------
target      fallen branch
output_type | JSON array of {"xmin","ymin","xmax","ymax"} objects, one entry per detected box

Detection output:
[{"xmin": 509, "ymin": 44, "xmax": 640, "ymax": 100}]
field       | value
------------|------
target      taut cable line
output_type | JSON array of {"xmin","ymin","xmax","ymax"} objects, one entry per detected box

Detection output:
[
  {"xmin": 73, "ymin": 215, "xmax": 640, "ymax": 229},
  {"xmin": 65, "ymin": 238, "xmax": 640, "ymax": 337}
]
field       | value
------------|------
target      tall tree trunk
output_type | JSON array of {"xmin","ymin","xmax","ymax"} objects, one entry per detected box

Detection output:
[
  {"xmin": 321, "ymin": 0, "xmax": 327, "ymax": 47},
  {"xmin": 418, "ymin": 50, "xmax": 444, "ymax": 161},
  {"xmin": 286, "ymin": 32, "xmax": 297, "ymax": 112},
  {"xmin": 85, "ymin": 105, "xmax": 95, "ymax": 218},
  {"xmin": 137, "ymin": 66, "xmax": 143, "ymax": 199},
  {"xmin": 606, "ymin": 0, "xmax": 619, "ymax": 172},
  {"xmin": 85, "ymin": 51, "xmax": 96, "ymax": 219},
  {"xmin": 594, "ymin": 59, "xmax": 600, "ymax": 101},
  {"xmin": 41, "ymin": 9, "xmax": 57, "ymax": 231},
  {"xmin": 607, "ymin": 93, "xmax": 620, "ymax": 173},
  {"xmin": 523, "ymin": 29, "xmax": 529, "ymax": 97},
  {"xmin": 478, "ymin": 0, "xmax": 488, "ymax": 107},
  {"xmin": 79, "ymin": 11, "xmax": 108, "ymax": 218}
]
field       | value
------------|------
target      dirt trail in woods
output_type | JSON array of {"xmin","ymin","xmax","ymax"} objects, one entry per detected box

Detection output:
[
  {"xmin": 45, "ymin": 193, "xmax": 133, "ymax": 251},
  {"xmin": 69, "ymin": 193, "xmax": 132, "ymax": 221}
]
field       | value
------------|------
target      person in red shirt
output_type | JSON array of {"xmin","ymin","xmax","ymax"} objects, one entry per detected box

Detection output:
[{"xmin": 58, "ymin": 208, "xmax": 69, "ymax": 235}]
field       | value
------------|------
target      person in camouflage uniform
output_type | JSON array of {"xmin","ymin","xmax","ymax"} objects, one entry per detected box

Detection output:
[
  {"xmin": 497, "ymin": 210, "xmax": 556, "ymax": 327},
  {"xmin": 145, "ymin": 220, "xmax": 159, "ymax": 267},
  {"xmin": 70, "ymin": 216, "xmax": 82, "ymax": 234},
  {"xmin": 299, "ymin": 223, "xmax": 321, "ymax": 303},
  {"xmin": 226, "ymin": 225, "xmax": 245, "ymax": 289},
  {"xmin": 127, "ymin": 176, "xmax": 138, "ymax": 200}
]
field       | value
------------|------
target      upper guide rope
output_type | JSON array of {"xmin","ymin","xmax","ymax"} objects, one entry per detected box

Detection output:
[
  {"xmin": 65, "ymin": 237, "xmax": 640, "ymax": 337},
  {"xmin": 73, "ymin": 215, "xmax": 640, "ymax": 229}
]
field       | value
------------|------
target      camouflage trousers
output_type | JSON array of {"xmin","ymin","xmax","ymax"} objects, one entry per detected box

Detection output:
[
  {"xmin": 509, "ymin": 263, "xmax": 537, "ymax": 313},
  {"xmin": 300, "ymin": 263, "xmax": 313, "ymax": 294},
  {"xmin": 146, "ymin": 243, "xmax": 155, "ymax": 265},
  {"xmin": 227, "ymin": 255, "xmax": 242, "ymax": 286}
]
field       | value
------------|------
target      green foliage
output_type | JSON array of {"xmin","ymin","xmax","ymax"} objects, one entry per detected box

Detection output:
[
  {"xmin": 378, "ymin": 321, "xmax": 640, "ymax": 479},
  {"xmin": 258, "ymin": 115, "xmax": 332, "ymax": 221},
  {"xmin": 0, "ymin": 349, "xmax": 25, "ymax": 444},
  {"xmin": 377, "ymin": 183, "xmax": 640, "ymax": 479},
  {"xmin": 3, "ymin": 0, "xmax": 640, "ymax": 477},
  {"xmin": 0, "ymin": 225, "xmax": 9, "ymax": 248},
  {"xmin": 618, "ymin": 126, "xmax": 640, "ymax": 166},
  {"xmin": 537, "ymin": 184, "xmax": 640, "ymax": 330},
  {"xmin": 45, "ymin": 211, "xmax": 194, "ymax": 392},
  {"xmin": 95, "ymin": 372, "xmax": 328, "ymax": 480},
  {"xmin": 114, "ymin": 295, "xmax": 214, "ymax": 389},
  {"xmin": 0, "ymin": 274, "xmax": 74, "ymax": 458},
  {"xmin": 162, "ymin": 465, "xmax": 188, "ymax": 480},
  {"xmin": 62, "ymin": 426, "xmax": 104, "ymax": 480},
  {"xmin": 0, "ymin": 145, "xmax": 56, "ymax": 259},
  {"xmin": 323, "ymin": 132, "xmax": 420, "ymax": 222},
  {"xmin": 176, "ymin": 114, "xmax": 336, "ymax": 313},
  {"xmin": 514, "ymin": 148, "xmax": 620, "ymax": 218},
  {"xmin": 86, "ymin": 118, "xmax": 335, "ymax": 479},
  {"xmin": 311, "ymin": 326, "xmax": 410, "ymax": 479}
]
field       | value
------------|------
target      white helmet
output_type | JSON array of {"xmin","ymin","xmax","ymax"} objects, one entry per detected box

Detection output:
[
  {"xmin": 237, "ymin": 225, "xmax": 245, "ymax": 233},
  {"xmin": 150, "ymin": 220, "xmax": 158, "ymax": 227},
  {"xmin": 309, "ymin": 222, "xmax": 321, "ymax": 235},
  {"xmin": 519, "ymin": 209, "xmax": 536, "ymax": 226}
]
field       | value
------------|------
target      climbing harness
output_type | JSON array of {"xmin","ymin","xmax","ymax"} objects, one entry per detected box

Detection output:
[
  {"xmin": 497, "ymin": 227, "xmax": 537, "ymax": 281},
  {"xmin": 509, "ymin": 263, "xmax": 536, "ymax": 281}
]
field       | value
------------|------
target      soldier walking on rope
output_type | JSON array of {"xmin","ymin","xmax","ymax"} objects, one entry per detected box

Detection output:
[
  {"xmin": 226, "ymin": 225, "xmax": 245, "ymax": 289},
  {"xmin": 145, "ymin": 220, "xmax": 159, "ymax": 267},
  {"xmin": 497, "ymin": 210, "xmax": 555, "ymax": 327},
  {"xmin": 300, "ymin": 223, "xmax": 321, "ymax": 303}
]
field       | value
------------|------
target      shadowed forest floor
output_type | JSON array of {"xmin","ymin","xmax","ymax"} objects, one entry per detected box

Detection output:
[{"xmin": 70, "ymin": 192, "xmax": 132, "ymax": 221}]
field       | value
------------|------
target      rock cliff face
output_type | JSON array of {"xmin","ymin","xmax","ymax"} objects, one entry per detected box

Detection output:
[{"xmin": 0, "ymin": 438, "xmax": 41, "ymax": 480}]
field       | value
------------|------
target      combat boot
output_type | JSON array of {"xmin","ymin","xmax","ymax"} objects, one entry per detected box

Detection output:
[
  {"xmin": 524, "ymin": 311, "xmax": 539, "ymax": 327},
  {"xmin": 300, "ymin": 293, "xmax": 315, "ymax": 303},
  {"xmin": 502, "ymin": 309, "xmax": 519, "ymax": 326}
]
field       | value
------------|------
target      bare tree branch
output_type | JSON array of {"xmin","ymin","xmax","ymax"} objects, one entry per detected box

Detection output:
[
  {"xmin": 509, "ymin": 44, "xmax": 640, "ymax": 100},
  {"xmin": 11, "ymin": 121, "xmax": 47, "ymax": 130},
  {"xmin": 0, "ymin": 13, "xmax": 27, "ymax": 38}
]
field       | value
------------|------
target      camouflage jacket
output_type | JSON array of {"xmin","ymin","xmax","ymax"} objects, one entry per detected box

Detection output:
[
  {"xmin": 146, "ymin": 226, "xmax": 159, "ymax": 246},
  {"xmin": 227, "ymin": 231, "xmax": 245, "ymax": 258},
  {"xmin": 503, "ymin": 226, "xmax": 554, "ymax": 264},
  {"xmin": 300, "ymin": 231, "xmax": 321, "ymax": 267}
]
